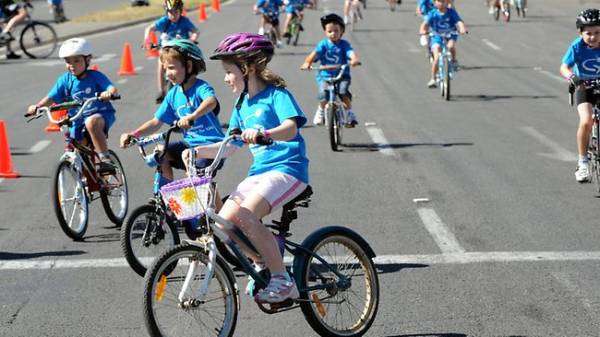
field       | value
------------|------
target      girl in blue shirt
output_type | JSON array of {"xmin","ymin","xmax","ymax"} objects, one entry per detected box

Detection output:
[
  {"xmin": 143, "ymin": 0, "xmax": 198, "ymax": 104},
  {"xmin": 253, "ymin": 0, "xmax": 284, "ymax": 46},
  {"xmin": 186, "ymin": 32, "xmax": 310, "ymax": 304},
  {"xmin": 560, "ymin": 9, "xmax": 600, "ymax": 183},
  {"xmin": 419, "ymin": 0, "xmax": 467, "ymax": 88}
]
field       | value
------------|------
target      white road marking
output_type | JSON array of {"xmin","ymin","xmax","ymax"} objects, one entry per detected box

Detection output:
[
  {"xmin": 117, "ymin": 79, "xmax": 128, "ymax": 84},
  {"xmin": 365, "ymin": 126, "xmax": 395, "ymax": 156},
  {"xmin": 417, "ymin": 208, "xmax": 465, "ymax": 254},
  {"xmin": 31, "ymin": 53, "xmax": 116, "ymax": 67},
  {"xmin": 413, "ymin": 198, "xmax": 430, "ymax": 203},
  {"xmin": 93, "ymin": 53, "xmax": 117, "ymax": 63},
  {"xmin": 534, "ymin": 67, "xmax": 564, "ymax": 83},
  {"xmin": 0, "ymin": 178, "xmax": 4, "ymax": 184},
  {"xmin": 134, "ymin": 66, "xmax": 144, "ymax": 72},
  {"xmin": 6, "ymin": 251, "xmax": 600, "ymax": 270},
  {"xmin": 403, "ymin": 41, "xmax": 421, "ymax": 53},
  {"xmin": 482, "ymin": 39, "xmax": 501, "ymax": 51},
  {"xmin": 28, "ymin": 140, "xmax": 51, "ymax": 154},
  {"xmin": 520, "ymin": 126, "xmax": 575, "ymax": 162}
]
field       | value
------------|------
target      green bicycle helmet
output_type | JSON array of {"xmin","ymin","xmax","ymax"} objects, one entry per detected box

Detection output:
[
  {"xmin": 161, "ymin": 39, "xmax": 206, "ymax": 83},
  {"xmin": 164, "ymin": 0, "xmax": 184, "ymax": 11}
]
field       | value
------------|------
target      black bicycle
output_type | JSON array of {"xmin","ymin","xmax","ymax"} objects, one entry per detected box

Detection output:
[
  {"xmin": 142, "ymin": 131, "xmax": 380, "ymax": 337},
  {"xmin": 0, "ymin": 1, "xmax": 58, "ymax": 58}
]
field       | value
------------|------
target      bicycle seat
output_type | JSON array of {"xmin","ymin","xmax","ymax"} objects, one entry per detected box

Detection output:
[{"xmin": 271, "ymin": 185, "xmax": 312, "ymax": 233}]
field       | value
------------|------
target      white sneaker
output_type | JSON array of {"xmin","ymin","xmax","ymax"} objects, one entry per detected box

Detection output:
[
  {"xmin": 427, "ymin": 79, "xmax": 437, "ymax": 88},
  {"xmin": 346, "ymin": 110, "xmax": 358, "ymax": 128},
  {"xmin": 258, "ymin": 27, "xmax": 265, "ymax": 35},
  {"xmin": 276, "ymin": 40, "xmax": 283, "ymax": 48},
  {"xmin": 313, "ymin": 108, "xmax": 324, "ymax": 125},
  {"xmin": 575, "ymin": 162, "xmax": 591, "ymax": 183},
  {"xmin": 344, "ymin": 15, "xmax": 349, "ymax": 24},
  {"xmin": 488, "ymin": 7, "xmax": 494, "ymax": 14}
]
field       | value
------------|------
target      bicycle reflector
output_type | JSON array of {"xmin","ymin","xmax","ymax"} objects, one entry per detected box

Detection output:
[
  {"xmin": 155, "ymin": 275, "xmax": 168, "ymax": 302},
  {"xmin": 311, "ymin": 293, "xmax": 327, "ymax": 318}
]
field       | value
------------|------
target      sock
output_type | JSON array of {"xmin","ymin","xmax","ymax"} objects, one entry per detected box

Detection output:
[
  {"xmin": 258, "ymin": 27, "xmax": 264, "ymax": 35},
  {"xmin": 271, "ymin": 271, "xmax": 291, "ymax": 282},
  {"xmin": 579, "ymin": 155, "xmax": 588, "ymax": 165},
  {"xmin": 99, "ymin": 151, "xmax": 110, "ymax": 161}
]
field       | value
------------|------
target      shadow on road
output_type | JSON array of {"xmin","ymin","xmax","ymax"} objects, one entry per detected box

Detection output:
[
  {"xmin": 276, "ymin": 51, "xmax": 311, "ymax": 56},
  {"xmin": 351, "ymin": 28, "xmax": 413, "ymax": 33},
  {"xmin": 451, "ymin": 94, "xmax": 556, "ymax": 102},
  {"xmin": 83, "ymin": 232, "xmax": 120, "ymax": 243},
  {"xmin": 376, "ymin": 263, "xmax": 428, "ymax": 275},
  {"xmin": 341, "ymin": 142, "xmax": 474, "ymax": 152},
  {"xmin": 0, "ymin": 250, "xmax": 86, "ymax": 260},
  {"xmin": 459, "ymin": 65, "xmax": 532, "ymax": 71},
  {"xmin": 387, "ymin": 334, "xmax": 467, "ymax": 337}
]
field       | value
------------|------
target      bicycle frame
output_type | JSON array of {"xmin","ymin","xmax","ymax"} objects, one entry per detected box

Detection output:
[{"xmin": 321, "ymin": 64, "xmax": 350, "ymax": 125}]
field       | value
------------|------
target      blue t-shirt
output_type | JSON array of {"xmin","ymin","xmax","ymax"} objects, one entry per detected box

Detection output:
[
  {"xmin": 314, "ymin": 38, "xmax": 354, "ymax": 80},
  {"xmin": 426, "ymin": 8, "xmax": 462, "ymax": 35},
  {"xmin": 227, "ymin": 85, "xmax": 309, "ymax": 183},
  {"xmin": 285, "ymin": 0, "xmax": 309, "ymax": 12},
  {"xmin": 562, "ymin": 37, "xmax": 600, "ymax": 80},
  {"xmin": 256, "ymin": 0, "xmax": 283, "ymax": 15},
  {"xmin": 48, "ymin": 70, "xmax": 116, "ymax": 118},
  {"xmin": 154, "ymin": 16, "xmax": 196, "ymax": 42},
  {"xmin": 154, "ymin": 79, "xmax": 224, "ymax": 147},
  {"xmin": 419, "ymin": 0, "xmax": 433, "ymax": 16}
]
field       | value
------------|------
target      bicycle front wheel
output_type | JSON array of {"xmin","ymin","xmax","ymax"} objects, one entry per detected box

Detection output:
[
  {"xmin": 443, "ymin": 57, "xmax": 451, "ymax": 101},
  {"xmin": 100, "ymin": 150, "xmax": 128, "ymax": 226},
  {"xmin": 19, "ymin": 21, "xmax": 58, "ymax": 59},
  {"xmin": 121, "ymin": 204, "xmax": 180, "ymax": 277},
  {"xmin": 52, "ymin": 160, "xmax": 89, "ymax": 241},
  {"xmin": 143, "ymin": 244, "xmax": 238, "ymax": 337},
  {"xmin": 295, "ymin": 232, "xmax": 380, "ymax": 337},
  {"xmin": 327, "ymin": 104, "xmax": 340, "ymax": 152}
]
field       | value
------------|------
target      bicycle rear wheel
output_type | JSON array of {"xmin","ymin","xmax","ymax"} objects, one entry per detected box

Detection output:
[
  {"xmin": 121, "ymin": 204, "xmax": 180, "ymax": 277},
  {"xmin": 591, "ymin": 121, "xmax": 600, "ymax": 193},
  {"xmin": 100, "ymin": 150, "xmax": 128, "ymax": 226},
  {"xmin": 19, "ymin": 21, "xmax": 58, "ymax": 59},
  {"xmin": 494, "ymin": 5, "xmax": 500, "ymax": 21},
  {"xmin": 52, "ymin": 160, "xmax": 89, "ymax": 241},
  {"xmin": 443, "ymin": 57, "xmax": 451, "ymax": 101},
  {"xmin": 327, "ymin": 104, "xmax": 340, "ymax": 152},
  {"xmin": 143, "ymin": 244, "xmax": 238, "ymax": 337},
  {"xmin": 295, "ymin": 232, "xmax": 380, "ymax": 337}
]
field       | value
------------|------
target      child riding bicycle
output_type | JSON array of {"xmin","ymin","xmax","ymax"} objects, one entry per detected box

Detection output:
[
  {"xmin": 0, "ymin": 0, "xmax": 28, "ymax": 59},
  {"xmin": 300, "ymin": 13, "xmax": 361, "ymax": 127},
  {"xmin": 282, "ymin": 0, "xmax": 309, "ymax": 38},
  {"xmin": 419, "ymin": 0, "xmax": 467, "ymax": 88},
  {"xmin": 26, "ymin": 38, "xmax": 119, "ymax": 173},
  {"xmin": 120, "ymin": 39, "xmax": 223, "ymax": 191},
  {"xmin": 184, "ymin": 32, "xmax": 310, "ymax": 304},
  {"xmin": 254, "ymin": 0, "xmax": 283, "ymax": 47},
  {"xmin": 560, "ymin": 9, "xmax": 600, "ymax": 183},
  {"xmin": 144, "ymin": 0, "xmax": 198, "ymax": 104}
]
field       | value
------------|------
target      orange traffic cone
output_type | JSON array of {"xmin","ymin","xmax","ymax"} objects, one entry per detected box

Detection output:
[
  {"xmin": 45, "ymin": 109, "xmax": 68, "ymax": 132},
  {"xmin": 198, "ymin": 2, "xmax": 207, "ymax": 21},
  {"xmin": 145, "ymin": 31, "xmax": 159, "ymax": 58},
  {"xmin": 118, "ymin": 42, "xmax": 137, "ymax": 76},
  {"xmin": 0, "ymin": 120, "xmax": 19, "ymax": 178},
  {"xmin": 211, "ymin": 0, "xmax": 220, "ymax": 12},
  {"xmin": 89, "ymin": 64, "xmax": 99, "ymax": 71}
]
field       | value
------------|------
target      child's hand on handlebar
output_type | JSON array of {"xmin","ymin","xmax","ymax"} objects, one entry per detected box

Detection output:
[
  {"xmin": 119, "ymin": 133, "xmax": 135, "ymax": 148},
  {"xmin": 26, "ymin": 105, "xmax": 38, "ymax": 117},
  {"xmin": 177, "ymin": 116, "xmax": 195, "ymax": 129},
  {"xmin": 300, "ymin": 62, "xmax": 311, "ymax": 70},
  {"xmin": 99, "ymin": 91, "xmax": 113, "ymax": 101},
  {"xmin": 350, "ymin": 60, "xmax": 361, "ymax": 67}
]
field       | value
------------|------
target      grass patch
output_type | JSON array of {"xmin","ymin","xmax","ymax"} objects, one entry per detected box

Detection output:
[{"xmin": 72, "ymin": 0, "xmax": 208, "ymax": 23}]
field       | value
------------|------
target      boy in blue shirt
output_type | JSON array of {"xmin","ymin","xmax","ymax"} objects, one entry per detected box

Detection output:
[
  {"xmin": 419, "ymin": 0, "xmax": 467, "ymax": 88},
  {"xmin": 416, "ymin": 0, "xmax": 433, "ymax": 18},
  {"xmin": 144, "ymin": 0, "xmax": 198, "ymax": 104},
  {"xmin": 120, "ymin": 39, "xmax": 223, "ymax": 185},
  {"xmin": 254, "ymin": 0, "xmax": 284, "ymax": 47},
  {"xmin": 282, "ymin": 0, "xmax": 309, "ymax": 38},
  {"xmin": 27, "ymin": 38, "xmax": 120, "ymax": 173},
  {"xmin": 300, "ymin": 13, "xmax": 361, "ymax": 127},
  {"xmin": 560, "ymin": 9, "xmax": 600, "ymax": 182}
]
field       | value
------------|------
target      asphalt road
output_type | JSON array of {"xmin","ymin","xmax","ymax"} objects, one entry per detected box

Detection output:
[{"xmin": 2, "ymin": 0, "xmax": 600, "ymax": 336}]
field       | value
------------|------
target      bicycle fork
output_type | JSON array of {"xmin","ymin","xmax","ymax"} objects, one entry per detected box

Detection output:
[{"xmin": 178, "ymin": 237, "xmax": 217, "ymax": 305}]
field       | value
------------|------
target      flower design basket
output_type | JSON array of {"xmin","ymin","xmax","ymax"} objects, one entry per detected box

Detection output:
[{"xmin": 160, "ymin": 176, "xmax": 212, "ymax": 221}]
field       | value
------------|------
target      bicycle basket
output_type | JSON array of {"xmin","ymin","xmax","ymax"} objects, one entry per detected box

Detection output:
[{"xmin": 160, "ymin": 176, "xmax": 212, "ymax": 220}]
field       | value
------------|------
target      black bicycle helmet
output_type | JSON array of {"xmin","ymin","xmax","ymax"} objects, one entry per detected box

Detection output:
[
  {"xmin": 320, "ymin": 13, "xmax": 345, "ymax": 31},
  {"xmin": 576, "ymin": 9, "xmax": 600, "ymax": 30}
]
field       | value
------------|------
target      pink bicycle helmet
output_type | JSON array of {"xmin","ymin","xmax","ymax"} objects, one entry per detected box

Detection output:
[{"xmin": 210, "ymin": 32, "xmax": 274, "ymax": 60}]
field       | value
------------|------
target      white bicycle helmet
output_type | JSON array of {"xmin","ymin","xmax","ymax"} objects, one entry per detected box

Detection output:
[{"xmin": 58, "ymin": 38, "xmax": 93, "ymax": 58}]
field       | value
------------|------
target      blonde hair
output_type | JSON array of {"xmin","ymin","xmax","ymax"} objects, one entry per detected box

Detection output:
[
  {"xmin": 227, "ymin": 54, "xmax": 286, "ymax": 88},
  {"xmin": 160, "ymin": 47, "xmax": 206, "ymax": 74}
]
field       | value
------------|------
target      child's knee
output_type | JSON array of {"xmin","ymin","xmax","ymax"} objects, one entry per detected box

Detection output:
[{"xmin": 85, "ymin": 115, "xmax": 105, "ymax": 129}]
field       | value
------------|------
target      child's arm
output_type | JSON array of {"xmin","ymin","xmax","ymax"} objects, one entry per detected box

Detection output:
[
  {"xmin": 349, "ymin": 50, "xmax": 360, "ymax": 67},
  {"xmin": 419, "ymin": 21, "xmax": 429, "ymax": 35},
  {"xmin": 560, "ymin": 63, "xmax": 581, "ymax": 87},
  {"xmin": 119, "ymin": 117, "xmax": 163, "ymax": 148},
  {"xmin": 189, "ymin": 29, "xmax": 199, "ymax": 43},
  {"xmin": 185, "ymin": 141, "xmax": 240, "ymax": 161},
  {"xmin": 241, "ymin": 118, "xmax": 298, "ymax": 144},
  {"xmin": 26, "ymin": 96, "xmax": 55, "ymax": 116},
  {"xmin": 144, "ymin": 23, "xmax": 156, "ymax": 45},
  {"xmin": 99, "ymin": 86, "xmax": 118, "ymax": 101},
  {"xmin": 300, "ymin": 50, "xmax": 317, "ymax": 70},
  {"xmin": 457, "ymin": 20, "xmax": 467, "ymax": 34},
  {"xmin": 177, "ymin": 97, "xmax": 218, "ymax": 129}
]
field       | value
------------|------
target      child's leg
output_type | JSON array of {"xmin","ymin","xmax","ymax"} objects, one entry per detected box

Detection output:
[
  {"xmin": 85, "ymin": 114, "xmax": 109, "ymax": 154},
  {"xmin": 283, "ymin": 13, "xmax": 292, "ymax": 34},
  {"xmin": 577, "ymin": 102, "xmax": 593, "ymax": 159},
  {"xmin": 447, "ymin": 39, "xmax": 457, "ymax": 61},
  {"xmin": 431, "ymin": 45, "xmax": 442, "ymax": 79}
]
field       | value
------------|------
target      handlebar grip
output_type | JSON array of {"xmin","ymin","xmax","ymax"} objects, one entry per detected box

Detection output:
[
  {"xmin": 110, "ymin": 94, "xmax": 121, "ymax": 100},
  {"xmin": 229, "ymin": 128, "xmax": 242, "ymax": 136},
  {"xmin": 256, "ymin": 135, "xmax": 274, "ymax": 146}
]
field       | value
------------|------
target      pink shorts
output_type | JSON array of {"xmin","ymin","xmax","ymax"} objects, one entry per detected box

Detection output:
[{"xmin": 229, "ymin": 171, "xmax": 307, "ymax": 210}]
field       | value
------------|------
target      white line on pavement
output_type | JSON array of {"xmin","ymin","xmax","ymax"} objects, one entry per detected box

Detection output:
[
  {"xmin": 403, "ymin": 41, "xmax": 420, "ymax": 53},
  {"xmin": 365, "ymin": 126, "xmax": 395, "ymax": 156},
  {"xmin": 534, "ymin": 67, "xmax": 564, "ymax": 83},
  {"xmin": 0, "ymin": 178, "xmax": 4, "ymax": 184},
  {"xmin": 117, "ymin": 79, "xmax": 128, "ymax": 84},
  {"xmin": 134, "ymin": 66, "xmax": 144, "ymax": 72},
  {"xmin": 520, "ymin": 126, "xmax": 575, "ymax": 162},
  {"xmin": 417, "ymin": 208, "xmax": 465, "ymax": 254},
  {"xmin": 482, "ymin": 39, "xmax": 501, "ymax": 51},
  {"xmin": 6, "ymin": 251, "xmax": 600, "ymax": 270},
  {"xmin": 28, "ymin": 140, "xmax": 51, "ymax": 154}
]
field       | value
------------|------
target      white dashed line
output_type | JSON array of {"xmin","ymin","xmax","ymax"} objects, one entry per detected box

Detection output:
[
  {"xmin": 520, "ymin": 126, "xmax": 575, "ymax": 162},
  {"xmin": 534, "ymin": 66, "xmax": 565, "ymax": 83},
  {"xmin": 134, "ymin": 66, "xmax": 144, "ymax": 72},
  {"xmin": 0, "ymin": 178, "xmax": 4, "ymax": 184},
  {"xmin": 482, "ymin": 38, "xmax": 501, "ymax": 51},
  {"xmin": 403, "ymin": 41, "xmax": 421, "ymax": 53},
  {"xmin": 365, "ymin": 126, "xmax": 395, "ymax": 156},
  {"xmin": 117, "ymin": 78, "xmax": 128, "ymax": 84},
  {"xmin": 417, "ymin": 208, "xmax": 465, "ymax": 254},
  {"xmin": 29, "ymin": 140, "xmax": 51, "ymax": 153}
]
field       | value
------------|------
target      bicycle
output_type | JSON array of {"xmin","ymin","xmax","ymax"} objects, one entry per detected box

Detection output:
[
  {"xmin": 570, "ymin": 79, "xmax": 600, "ymax": 192},
  {"xmin": 25, "ymin": 94, "xmax": 128, "ymax": 241},
  {"xmin": 0, "ymin": 1, "xmax": 58, "ymax": 58},
  {"xmin": 432, "ymin": 32, "xmax": 459, "ymax": 101},
  {"xmin": 257, "ymin": 11, "xmax": 279, "ymax": 48},
  {"xmin": 120, "ymin": 125, "xmax": 240, "ymax": 277},
  {"xmin": 285, "ymin": 9, "xmax": 302, "ymax": 46},
  {"xmin": 491, "ymin": 0, "xmax": 510, "ymax": 22},
  {"xmin": 512, "ymin": 0, "xmax": 526, "ymax": 18},
  {"xmin": 347, "ymin": 0, "xmax": 363, "ymax": 31},
  {"xmin": 142, "ymin": 131, "xmax": 380, "ymax": 337}
]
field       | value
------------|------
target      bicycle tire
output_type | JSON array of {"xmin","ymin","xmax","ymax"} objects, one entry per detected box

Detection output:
[
  {"xmin": 143, "ymin": 244, "xmax": 238, "ymax": 337},
  {"xmin": 593, "ymin": 120, "xmax": 600, "ymax": 194},
  {"xmin": 120, "ymin": 204, "xmax": 180, "ymax": 277},
  {"xmin": 100, "ymin": 150, "xmax": 128, "ymax": 226},
  {"xmin": 503, "ymin": 3, "xmax": 511, "ymax": 22},
  {"xmin": 443, "ymin": 57, "xmax": 451, "ymax": 101},
  {"xmin": 327, "ymin": 104, "xmax": 339, "ymax": 152},
  {"xmin": 19, "ymin": 21, "xmax": 58, "ymax": 59},
  {"xmin": 494, "ymin": 5, "xmax": 500, "ymax": 21},
  {"xmin": 293, "ymin": 26, "xmax": 300, "ymax": 46},
  {"xmin": 294, "ymin": 231, "xmax": 380, "ymax": 337},
  {"xmin": 52, "ymin": 160, "xmax": 89, "ymax": 241}
]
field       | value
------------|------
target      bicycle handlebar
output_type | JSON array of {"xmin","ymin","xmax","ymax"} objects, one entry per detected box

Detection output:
[
  {"xmin": 25, "ymin": 93, "xmax": 121, "ymax": 124},
  {"xmin": 304, "ymin": 62, "xmax": 362, "ymax": 82}
]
